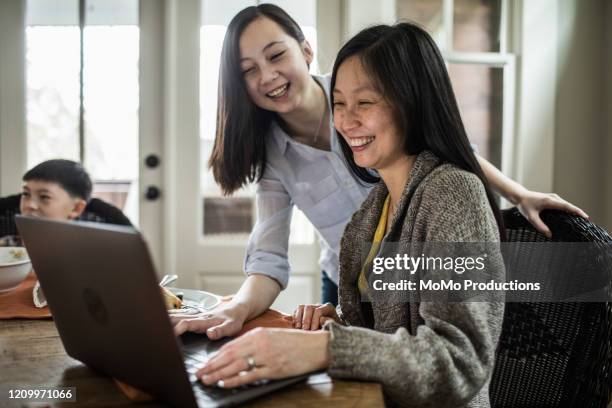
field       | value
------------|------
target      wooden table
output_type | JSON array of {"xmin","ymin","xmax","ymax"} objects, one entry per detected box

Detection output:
[{"xmin": 0, "ymin": 319, "xmax": 384, "ymax": 407}]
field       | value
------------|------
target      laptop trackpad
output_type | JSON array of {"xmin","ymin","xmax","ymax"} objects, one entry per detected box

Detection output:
[{"xmin": 180, "ymin": 331, "xmax": 231, "ymax": 355}]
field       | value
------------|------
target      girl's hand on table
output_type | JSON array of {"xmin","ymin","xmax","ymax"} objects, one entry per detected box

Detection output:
[
  {"xmin": 293, "ymin": 303, "xmax": 340, "ymax": 330},
  {"xmin": 171, "ymin": 301, "xmax": 248, "ymax": 340},
  {"xmin": 196, "ymin": 328, "xmax": 330, "ymax": 388}
]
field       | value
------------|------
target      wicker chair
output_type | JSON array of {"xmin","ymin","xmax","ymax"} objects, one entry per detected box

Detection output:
[
  {"xmin": 0, "ymin": 193, "xmax": 132, "ymax": 243},
  {"xmin": 491, "ymin": 208, "xmax": 612, "ymax": 408},
  {"xmin": 77, "ymin": 196, "xmax": 132, "ymax": 226}
]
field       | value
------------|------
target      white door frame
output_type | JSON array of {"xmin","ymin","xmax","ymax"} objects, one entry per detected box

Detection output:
[
  {"xmin": 0, "ymin": 0, "xmax": 27, "ymax": 196},
  {"xmin": 161, "ymin": 0, "xmax": 202, "ymax": 288},
  {"xmin": 139, "ymin": 0, "xmax": 166, "ymax": 273}
]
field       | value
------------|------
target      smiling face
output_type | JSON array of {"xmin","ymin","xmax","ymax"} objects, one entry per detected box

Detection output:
[
  {"xmin": 239, "ymin": 16, "xmax": 313, "ymax": 114},
  {"xmin": 333, "ymin": 56, "xmax": 407, "ymax": 171},
  {"xmin": 20, "ymin": 180, "xmax": 85, "ymax": 220}
]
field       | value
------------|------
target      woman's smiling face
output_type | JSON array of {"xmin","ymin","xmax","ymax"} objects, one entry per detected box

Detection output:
[
  {"xmin": 333, "ymin": 56, "xmax": 406, "ymax": 171},
  {"xmin": 239, "ymin": 16, "xmax": 313, "ymax": 113}
]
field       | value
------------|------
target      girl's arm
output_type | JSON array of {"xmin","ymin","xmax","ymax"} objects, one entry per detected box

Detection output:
[
  {"xmin": 172, "ymin": 274, "xmax": 281, "ymax": 340},
  {"xmin": 173, "ymin": 169, "xmax": 292, "ymax": 340},
  {"xmin": 476, "ymin": 154, "xmax": 588, "ymax": 237}
]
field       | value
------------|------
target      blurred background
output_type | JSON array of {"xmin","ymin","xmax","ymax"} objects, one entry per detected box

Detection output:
[{"xmin": 0, "ymin": 0, "xmax": 610, "ymax": 311}]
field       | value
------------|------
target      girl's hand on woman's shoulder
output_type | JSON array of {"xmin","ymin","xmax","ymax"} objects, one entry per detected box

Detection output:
[
  {"xmin": 517, "ymin": 190, "xmax": 589, "ymax": 238},
  {"xmin": 293, "ymin": 303, "xmax": 340, "ymax": 331}
]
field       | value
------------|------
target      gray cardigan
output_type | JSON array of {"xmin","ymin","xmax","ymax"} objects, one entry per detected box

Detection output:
[{"xmin": 325, "ymin": 151, "xmax": 505, "ymax": 407}]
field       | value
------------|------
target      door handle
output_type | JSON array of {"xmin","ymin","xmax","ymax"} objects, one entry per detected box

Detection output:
[
  {"xmin": 145, "ymin": 186, "xmax": 161, "ymax": 201},
  {"xmin": 145, "ymin": 154, "xmax": 160, "ymax": 169}
]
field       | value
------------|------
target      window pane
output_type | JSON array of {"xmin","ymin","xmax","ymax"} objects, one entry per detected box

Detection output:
[
  {"xmin": 448, "ymin": 64, "xmax": 503, "ymax": 168},
  {"xmin": 203, "ymin": 197, "xmax": 253, "ymax": 235},
  {"xmin": 396, "ymin": 0, "xmax": 445, "ymax": 46},
  {"xmin": 26, "ymin": 2, "xmax": 81, "ymax": 166},
  {"xmin": 453, "ymin": 0, "xmax": 502, "ymax": 52},
  {"xmin": 83, "ymin": 1, "xmax": 139, "ymax": 223},
  {"xmin": 200, "ymin": 23, "xmax": 254, "ymax": 237},
  {"xmin": 26, "ymin": 0, "xmax": 139, "ymax": 224},
  {"xmin": 200, "ymin": 1, "xmax": 255, "ymax": 238},
  {"xmin": 27, "ymin": 0, "xmax": 78, "ymax": 25}
]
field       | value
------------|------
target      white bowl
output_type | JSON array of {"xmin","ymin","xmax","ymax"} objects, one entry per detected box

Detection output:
[{"xmin": 0, "ymin": 247, "xmax": 31, "ymax": 293}]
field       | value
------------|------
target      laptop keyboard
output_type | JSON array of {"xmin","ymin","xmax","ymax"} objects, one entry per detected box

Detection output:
[
  {"xmin": 183, "ymin": 349, "xmax": 263, "ymax": 405},
  {"xmin": 184, "ymin": 350, "xmax": 232, "ymax": 399}
]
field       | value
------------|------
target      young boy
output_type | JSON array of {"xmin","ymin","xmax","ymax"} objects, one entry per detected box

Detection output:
[
  {"xmin": 0, "ymin": 159, "xmax": 91, "ymax": 247},
  {"xmin": 0, "ymin": 159, "xmax": 93, "ymax": 307},
  {"xmin": 20, "ymin": 159, "xmax": 91, "ymax": 221}
]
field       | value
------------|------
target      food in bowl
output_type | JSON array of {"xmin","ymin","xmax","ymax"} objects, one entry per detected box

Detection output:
[
  {"xmin": 9, "ymin": 248, "xmax": 27, "ymax": 261},
  {"xmin": 161, "ymin": 286, "xmax": 183, "ymax": 309},
  {"xmin": 0, "ymin": 247, "xmax": 32, "ymax": 292}
]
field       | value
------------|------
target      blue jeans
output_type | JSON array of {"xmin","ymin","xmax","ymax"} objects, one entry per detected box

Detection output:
[{"xmin": 321, "ymin": 270, "xmax": 338, "ymax": 306}]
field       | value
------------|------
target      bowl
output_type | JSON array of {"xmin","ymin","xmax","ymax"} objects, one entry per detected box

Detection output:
[{"xmin": 0, "ymin": 247, "xmax": 31, "ymax": 293}]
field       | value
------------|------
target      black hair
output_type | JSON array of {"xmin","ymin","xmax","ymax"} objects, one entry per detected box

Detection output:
[
  {"xmin": 23, "ymin": 159, "xmax": 92, "ymax": 201},
  {"xmin": 330, "ymin": 22, "xmax": 505, "ymax": 236},
  {"xmin": 209, "ymin": 4, "xmax": 306, "ymax": 195}
]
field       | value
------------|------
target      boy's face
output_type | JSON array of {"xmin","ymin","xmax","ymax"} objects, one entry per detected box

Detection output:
[{"xmin": 20, "ymin": 180, "xmax": 86, "ymax": 220}]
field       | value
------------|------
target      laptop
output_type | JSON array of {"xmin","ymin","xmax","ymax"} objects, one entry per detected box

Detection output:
[{"xmin": 15, "ymin": 215, "xmax": 308, "ymax": 407}]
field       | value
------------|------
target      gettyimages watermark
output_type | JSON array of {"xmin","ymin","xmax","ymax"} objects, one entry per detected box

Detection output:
[{"xmin": 356, "ymin": 242, "xmax": 612, "ymax": 303}]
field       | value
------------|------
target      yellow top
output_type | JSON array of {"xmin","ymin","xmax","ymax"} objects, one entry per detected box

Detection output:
[{"xmin": 358, "ymin": 194, "xmax": 391, "ymax": 300}]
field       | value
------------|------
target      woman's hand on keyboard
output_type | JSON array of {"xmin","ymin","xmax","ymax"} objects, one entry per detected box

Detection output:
[{"xmin": 196, "ymin": 327, "xmax": 330, "ymax": 388}]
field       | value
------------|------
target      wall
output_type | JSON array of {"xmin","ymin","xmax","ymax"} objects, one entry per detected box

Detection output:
[
  {"xmin": 553, "ymin": 0, "xmax": 607, "ymax": 228},
  {"xmin": 316, "ymin": 0, "xmax": 342, "ymax": 74},
  {"xmin": 342, "ymin": 0, "xmax": 396, "ymax": 39},
  {"xmin": 513, "ymin": 0, "xmax": 558, "ymax": 194},
  {"xmin": 316, "ymin": 0, "xmax": 396, "ymax": 74},
  {"xmin": 605, "ymin": 1, "xmax": 612, "ymax": 232}
]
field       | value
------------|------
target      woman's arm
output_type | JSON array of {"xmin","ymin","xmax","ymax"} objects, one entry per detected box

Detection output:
[
  {"xmin": 477, "ymin": 153, "xmax": 588, "ymax": 237},
  {"xmin": 196, "ymin": 328, "xmax": 330, "ymax": 388}
]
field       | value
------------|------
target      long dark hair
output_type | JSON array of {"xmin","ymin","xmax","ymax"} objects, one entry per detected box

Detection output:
[
  {"xmin": 208, "ymin": 4, "xmax": 306, "ymax": 195},
  {"xmin": 331, "ymin": 22, "xmax": 505, "ymax": 236}
]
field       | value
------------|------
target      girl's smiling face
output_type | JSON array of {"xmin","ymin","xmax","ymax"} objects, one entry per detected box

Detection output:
[
  {"xmin": 333, "ymin": 56, "xmax": 407, "ymax": 171},
  {"xmin": 238, "ymin": 16, "xmax": 313, "ymax": 113}
]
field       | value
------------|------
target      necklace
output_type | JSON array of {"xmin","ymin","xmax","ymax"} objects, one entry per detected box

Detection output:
[{"xmin": 312, "ymin": 93, "xmax": 327, "ymax": 145}]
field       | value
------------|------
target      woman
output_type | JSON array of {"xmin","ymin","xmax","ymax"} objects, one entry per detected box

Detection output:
[
  {"xmin": 192, "ymin": 22, "xmax": 505, "ymax": 407},
  {"xmin": 172, "ymin": 4, "xmax": 585, "ymax": 340}
]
